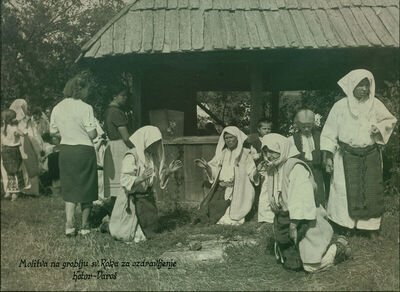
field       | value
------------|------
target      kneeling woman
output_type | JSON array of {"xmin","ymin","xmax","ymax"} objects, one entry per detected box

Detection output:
[
  {"xmin": 259, "ymin": 134, "xmax": 350, "ymax": 272},
  {"xmin": 194, "ymin": 126, "xmax": 259, "ymax": 225},
  {"xmin": 109, "ymin": 126, "xmax": 182, "ymax": 243}
]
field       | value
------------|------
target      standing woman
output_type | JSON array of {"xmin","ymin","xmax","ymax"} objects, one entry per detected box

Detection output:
[
  {"xmin": 109, "ymin": 126, "xmax": 182, "ymax": 243},
  {"xmin": 9, "ymin": 99, "xmax": 42, "ymax": 196},
  {"xmin": 321, "ymin": 69, "xmax": 397, "ymax": 238},
  {"xmin": 103, "ymin": 90, "xmax": 133, "ymax": 213},
  {"xmin": 50, "ymin": 75, "xmax": 98, "ymax": 236}
]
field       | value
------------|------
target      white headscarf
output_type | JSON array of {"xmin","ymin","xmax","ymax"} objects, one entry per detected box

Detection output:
[
  {"xmin": 212, "ymin": 126, "xmax": 248, "ymax": 166},
  {"xmin": 261, "ymin": 133, "xmax": 299, "ymax": 168},
  {"xmin": 337, "ymin": 69, "xmax": 375, "ymax": 117},
  {"xmin": 261, "ymin": 134, "xmax": 301, "ymax": 210},
  {"xmin": 9, "ymin": 99, "xmax": 28, "ymax": 122},
  {"xmin": 129, "ymin": 125, "xmax": 165, "ymax": 179}
]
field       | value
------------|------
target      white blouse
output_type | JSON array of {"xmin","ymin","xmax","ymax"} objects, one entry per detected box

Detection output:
[{"xmin": 50, "ymin": 98, "xmax": 96, "ymax": 147}]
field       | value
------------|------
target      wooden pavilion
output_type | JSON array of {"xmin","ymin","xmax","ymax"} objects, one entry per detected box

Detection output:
[{"xmin": 77, "ymin": 0, "xmax": 399, "ymax": 209}]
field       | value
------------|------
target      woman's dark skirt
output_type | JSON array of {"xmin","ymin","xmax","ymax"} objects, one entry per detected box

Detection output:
[
  {"xmin": 197, "ymin": 184, "xmax": 230, "ymax": 224},
  {"xmin": 59, "ymin": 144, "xmax": 98, "ymax": 203},
  {"xmin": 339, "ymin": 142, "xmax": 384, "ymax": 219},
  {"xmin": 1, "ymin": 145, "xmax": 22, "ymax": 174}
]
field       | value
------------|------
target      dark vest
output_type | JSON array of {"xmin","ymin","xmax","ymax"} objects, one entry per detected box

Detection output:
[
  {"xmin": 244, "ymin": 133, "xmax": 262, "ymax": 152},
  {"xmin": 293, "ymin": 129, "xmax": 321, "ymax": 166}
]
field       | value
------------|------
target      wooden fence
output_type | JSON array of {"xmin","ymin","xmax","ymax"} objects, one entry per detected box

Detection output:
[{"xmin": 155, "ymin": 136, "xmax": 219, "ymax": 211}]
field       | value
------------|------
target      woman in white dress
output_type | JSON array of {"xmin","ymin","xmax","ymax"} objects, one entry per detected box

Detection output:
[
  {"xmin": 258, "ymin": 133, "xmax": 350, "ymax": 272},
  {"xmin": 194, "ymin": 126, "xmax": 259, "ymax": 225},
  {"xmin": 109, "ymin": 126, "xmax": 182, "ymax": 243},
  {"xmin": 321, "ymin": 69, "xmax": 397, "ymax": 238}
]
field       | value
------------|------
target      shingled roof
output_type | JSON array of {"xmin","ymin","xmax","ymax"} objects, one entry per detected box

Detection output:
[{"xmin": 79, "ymin": 0, "xmax": 399, "ymax": 60}]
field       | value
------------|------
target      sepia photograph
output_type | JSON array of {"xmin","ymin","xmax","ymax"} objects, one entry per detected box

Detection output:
[{"xmin": 1, "ymin": 0, "xmax": 399, "ymax": 291}]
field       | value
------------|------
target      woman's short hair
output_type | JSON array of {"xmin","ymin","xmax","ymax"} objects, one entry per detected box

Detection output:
[{"xmin": 63, "ymin": 72, "xmax": 91, "ymax": 100}]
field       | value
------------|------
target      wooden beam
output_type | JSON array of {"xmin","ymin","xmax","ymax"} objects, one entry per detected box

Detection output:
[
  {"xmin": 250, "ymin": 63, "xmax": 264, "ymax": 133},
  {"xmin": 132, "ymin": 72, "xmax": 142, "ymax": 131},
  {"xmin": 197, "ymin": 102, "xmax": 227, "ymax": 128},
  {"xmin": 271, "ymin": 90, "xmax": 280, "ymax": 132},
  {"xmin": 182, "ymin": 90, "xmax": 198, "ymax": 136}
]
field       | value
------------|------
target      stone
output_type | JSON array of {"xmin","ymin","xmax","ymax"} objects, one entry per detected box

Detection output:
[
  {"xmin": 189, "ymin": 241, "xmax": 202, "ymax": 251},
  {"xmin": 160, "ymin": 235, "xmax": 258, "ymax": 263}
]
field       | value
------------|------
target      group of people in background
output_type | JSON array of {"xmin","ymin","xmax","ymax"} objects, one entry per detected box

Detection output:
[
  {"xmin": 1, "ymin": 69, "xmax": 397, "ymax": 273},
  {"xmin": 1, "ymin": 99, "xmax": 59, "ymax": 201}
]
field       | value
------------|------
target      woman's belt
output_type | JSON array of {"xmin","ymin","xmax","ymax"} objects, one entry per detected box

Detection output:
[
  {"xmin": 126, "ymin": 188, "xmax": 153, "ymax": 214},
  {"xmin": 338, "ymin": 141, "xmax": 378, "ymax": 157}
]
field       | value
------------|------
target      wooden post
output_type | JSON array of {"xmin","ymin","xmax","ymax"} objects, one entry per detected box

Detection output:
[
  {"xmin": 271, "ymin": 90, "xmax": 280, "ymax": 132},
  {"xmin": 182, "ymin": 89, "xmax": 198, "ymax": 136},
  {"xmin": 250, "ymin": 63, "xmax": 264, "ymax": 133},
  {"xmin": 132, "ymin": 72, "xmax": 142, "ymax": 132}
]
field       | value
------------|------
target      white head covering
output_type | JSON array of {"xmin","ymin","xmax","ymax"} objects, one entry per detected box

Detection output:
[
  {"xmin": 337, "ymin": 69, "xmax": 375, "ymax": 117},
  {"xmin": 261, "ymin": 133, "xmax": 299, "ymax": 168},
  {"xmin": 129, "ymin": 125, "xmax": 165, "ymax": 179},
  {"xmin": 9, "ymin": 99, "xmax": 28, "ymax": 122},
  {"xmin": 213, "ymin": 126, "xmax": 248, "ymax": 165},
  {"xmin": 261, "ymin": 134, "xmax": 303, "ymax": 211}
]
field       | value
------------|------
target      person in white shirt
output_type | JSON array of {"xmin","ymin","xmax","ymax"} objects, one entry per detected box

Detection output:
[
  {"xmin": 1, "ymin": 109, "xmax": 28, "ymax": 201},
  {"xmin": 194, "ymin": 126, "xmax": 259, "ymax": 225},
  {"xmin": 258, "ymin": 134, "xmax": 351, "ymax": 272},
  {"xmin": 50, "ymin": 74, "xmax": 98, "ymax": 237},
  {"xmin": 288, "ymin": 109, "xmax": 326, "ymax": 208},
  {"xmin": 109, "ymin": 126, "xmax": 182, "ymax": 243},
  {"xmin": 321, "ymin": 69, "xmax": 397, "ymax": 238}
]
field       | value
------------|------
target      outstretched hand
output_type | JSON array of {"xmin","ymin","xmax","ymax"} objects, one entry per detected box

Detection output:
[
  {"xmin": 194, "ymin": 158, "xmax": 208, "ymax": 169},
  {"xmin": 168, "ymin": 160, "xmax": 183, "ymax": 173}
]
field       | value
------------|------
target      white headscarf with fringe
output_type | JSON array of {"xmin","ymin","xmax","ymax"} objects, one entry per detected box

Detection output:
[
  {"xmin": 261, "ymin": 134, "xmax": 300, "ymax": 208},
  {"xmin": 129, "ymin": 126, "xmax": 165, "ymax": 182},
  {"xmin": 338, "ymin": 69, "xmax": 375, "ymax": 118},
  {"xmin": 211, "ymin": 126, "xmax": 248, "ymax": 166},
  {"xmin": 261, "ymin": 133, "xmax": 299, "ymax": 168}
]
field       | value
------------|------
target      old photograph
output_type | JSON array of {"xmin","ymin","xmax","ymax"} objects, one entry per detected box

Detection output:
[{"xmin": 1, "ymin": 0, "xmax": 399, "ymax": 291}]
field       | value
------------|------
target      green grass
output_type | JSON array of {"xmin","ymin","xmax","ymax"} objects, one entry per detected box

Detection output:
[{"xmin": 1, "ymin": 192, "xmax": 399, "ymax": 291}]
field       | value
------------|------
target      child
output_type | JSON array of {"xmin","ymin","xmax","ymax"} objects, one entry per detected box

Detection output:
[
  {"xmin": 1, "ymin": 109, "xmax": 27, "ymax": 201},
  {"xmin": 244, "ymin": 118, "xmax": 273, "ymax": 164},
  {"xmin": 243, "ymin": 118, "xmax": 272, "ymax": 222}
]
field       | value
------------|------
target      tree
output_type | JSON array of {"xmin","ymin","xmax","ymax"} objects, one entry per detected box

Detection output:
[{"xmin": 1, "ymin": 0, "xmax": 126, "ymax": 110}]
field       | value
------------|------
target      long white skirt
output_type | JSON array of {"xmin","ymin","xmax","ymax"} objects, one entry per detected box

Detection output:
[
  {"xmin": 217, "ymin": 206, "xmax": 245, "ymax": 226},
  {"xmin": 109, "ymin": 193, "xmax": 146, "ymax": 243}
]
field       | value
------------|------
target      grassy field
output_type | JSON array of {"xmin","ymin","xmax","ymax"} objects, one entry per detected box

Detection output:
[{"xmin": 1, "ymin": 192, "xmax": 399, "ymax": 291}]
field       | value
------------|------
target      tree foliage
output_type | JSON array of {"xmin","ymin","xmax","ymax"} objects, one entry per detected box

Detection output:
[{"xmin": 1, "ymin": 0, "xmax": 126, "ymax": 109}]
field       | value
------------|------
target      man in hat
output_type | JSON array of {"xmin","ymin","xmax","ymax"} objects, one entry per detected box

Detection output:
[{"xmin": 288, "ymin": 109, "xmax": 326, "ymax": 207}]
